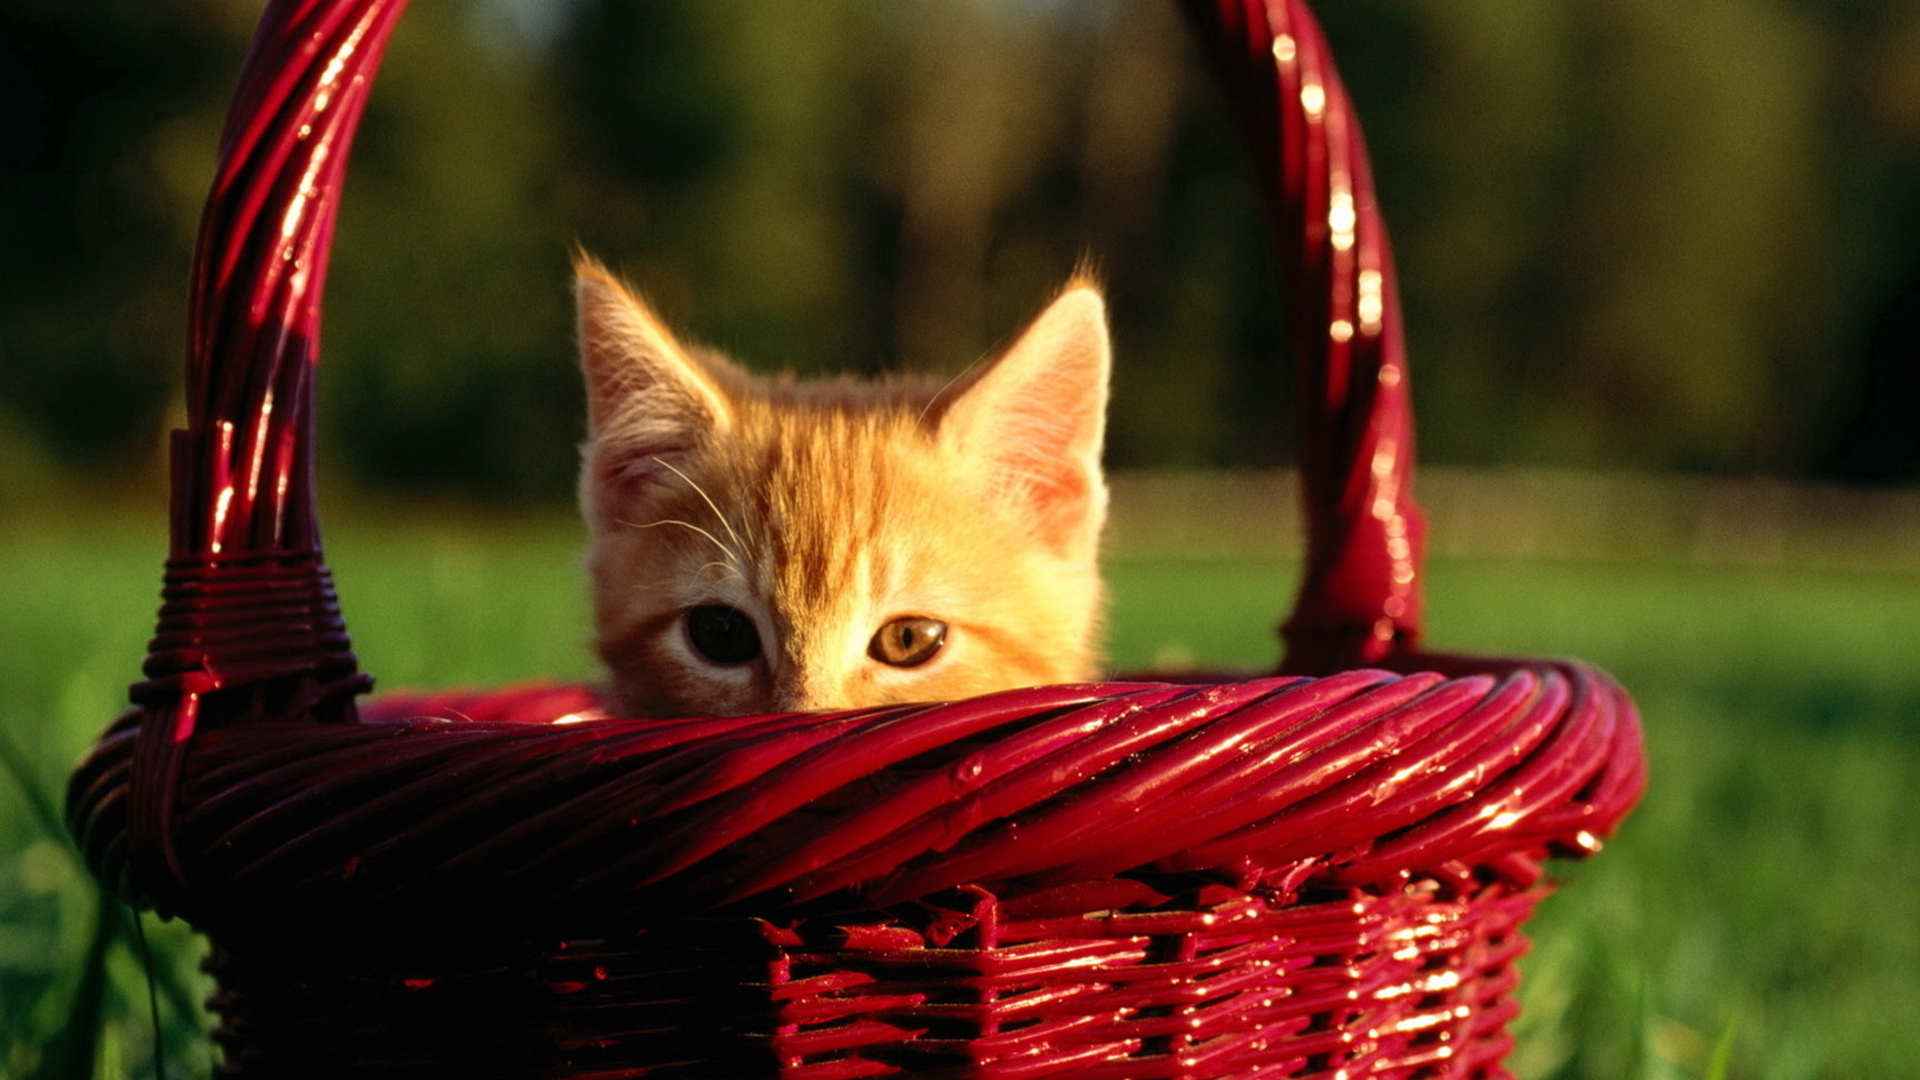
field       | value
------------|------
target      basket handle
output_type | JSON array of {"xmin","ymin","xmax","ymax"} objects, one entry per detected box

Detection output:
[
  {"xmin": 123, "ymin": 0, "xmax": 405, "ymax": 909},
  {"xmin": 127, "ymin": 0, "xmax": 1423, "ymax": 902},
  {"xmin": 1175, "ymin": 0, "xmax": 1426, "ymax": 673}
]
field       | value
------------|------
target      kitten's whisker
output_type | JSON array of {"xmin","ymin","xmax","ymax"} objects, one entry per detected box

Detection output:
[
  {"xmin": 652, "ymin": 457, "xmax": 750, "ymax": 558},
  {"xmin": 622, "ymin": 516, "xmax": 741, "ymax": 567},
  {"xmin": 917, "ymin": 359, "xmax": 986, "ymax": 428},
  {"xmin": 693, "ymin": 560, "xmax": 745, "ymax": 585}
]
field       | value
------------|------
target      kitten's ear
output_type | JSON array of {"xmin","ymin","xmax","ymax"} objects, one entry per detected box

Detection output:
[
  {"xmin": 575, "ymin": 256, "xmax": 732, "ymax": 506},
  {"xmin": 934, "ymin": 279, "xmax": 1111, "ymax": 555}
]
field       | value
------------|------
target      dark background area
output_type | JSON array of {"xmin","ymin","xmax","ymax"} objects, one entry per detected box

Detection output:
[{"xmin": 4, "ymin": 0, "xmax": 1920, "ymax": 500}]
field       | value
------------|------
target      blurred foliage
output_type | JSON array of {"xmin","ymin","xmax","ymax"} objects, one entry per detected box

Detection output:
[{"xmin": 4, "ymin": 0, "xmax": 1920, "ymax": 498}]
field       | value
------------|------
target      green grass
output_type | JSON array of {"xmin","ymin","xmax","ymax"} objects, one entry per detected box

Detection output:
[{"xmin": 3, "ymin": 499, "xmax": 1918, "ymax": 1078}]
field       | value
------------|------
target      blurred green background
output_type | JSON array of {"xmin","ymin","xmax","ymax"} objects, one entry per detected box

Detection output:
[
  {"xmin": 6, "ymin": 0, "xmax": 1920, "ymax": 490},
  {"xmin": 3, "ymin": 0, "xmax": 1919, "ymax": 1078}
]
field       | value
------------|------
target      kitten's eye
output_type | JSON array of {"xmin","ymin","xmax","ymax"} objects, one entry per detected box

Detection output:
[
  {"xmin": 869, "ymin": 617, "xmax": 947, "ymax": 668},
  {"xmin": 685, "ymin": 605, "xmax": 762, "ymax": 665}
]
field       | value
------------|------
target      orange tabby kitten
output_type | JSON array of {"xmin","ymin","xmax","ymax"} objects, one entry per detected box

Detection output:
[{"xmin": 575, "ymin": 257, "xmax": 1110, "ymax": 718}]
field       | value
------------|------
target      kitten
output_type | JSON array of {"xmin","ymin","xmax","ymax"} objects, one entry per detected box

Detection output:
[{"xmin": 574, "ymin": 256, "xmax": 1110, "ymax": 718}]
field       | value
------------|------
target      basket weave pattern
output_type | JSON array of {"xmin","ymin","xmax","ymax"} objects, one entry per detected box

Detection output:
[
  {"xmin": 763, "ymin": 882, "xmax": 1540, "ymax": 1079},
  {"xmin": 190, "ymin": 883, "xmax": 1533, "ymax": 1079},
  {"xmin": 65, "ymin": 0, "xmax": 1646, "ymax": 1076}
]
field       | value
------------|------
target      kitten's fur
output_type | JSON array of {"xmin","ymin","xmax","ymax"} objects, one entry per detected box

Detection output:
[{"xmin": 576, "ymin": 257, "xmax": 1110, "ymax": 718}]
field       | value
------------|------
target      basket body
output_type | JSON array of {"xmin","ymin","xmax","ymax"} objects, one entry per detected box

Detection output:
[
  {"xmin": 64, "ymin": 0, "xmax": 1647, "ymax": 1076},
  {"xmin": 200, "ymin": 882, "xmax": 1538, "ymax": 1079},
  {"xmin": 75, "ymin": 666, "xmax": 1638, "ymax": 1078}
]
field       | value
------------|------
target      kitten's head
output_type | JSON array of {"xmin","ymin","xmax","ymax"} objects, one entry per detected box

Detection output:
[{"xmin": 575, "ymin": 256, "xmax": 1109, "ymax": 718}]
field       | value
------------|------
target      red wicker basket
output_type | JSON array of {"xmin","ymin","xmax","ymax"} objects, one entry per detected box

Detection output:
[{"xmin": 67, "ymin": 1, "xmax": 1646, "ymax": 1077}]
